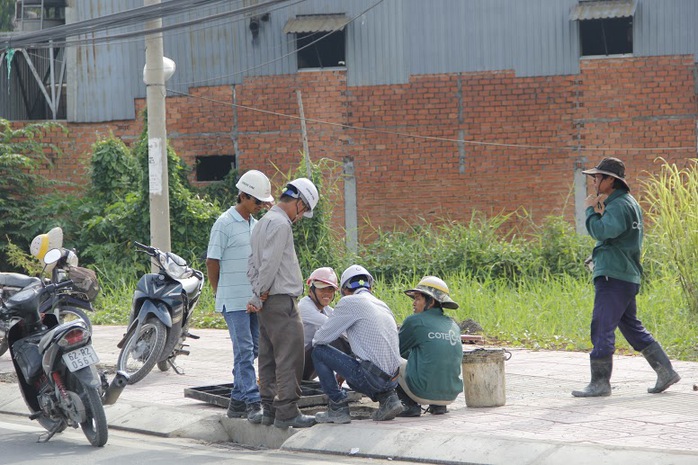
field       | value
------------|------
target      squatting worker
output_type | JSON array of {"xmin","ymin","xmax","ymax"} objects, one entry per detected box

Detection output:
[
  {"xmin": 247, "ymin": 177, "xmax": 319, "ymax": 429},
  {"xmin": 312, "ymin": 265, "xmax": 404, "ymax": 424},
  {"xmin": 206, "ymin": 169, "xmax": 273, "ymax": 423},
  {"xmin": 573, "ymin": 157, "xmax": 680, "ymax": 397},
  {"xmin": 299, "ymin": 267, "xmax": 351, "ymax": 381},
  {"xmin": 397, "ymin": 276, "xmax": 463, "ymax": 417}
]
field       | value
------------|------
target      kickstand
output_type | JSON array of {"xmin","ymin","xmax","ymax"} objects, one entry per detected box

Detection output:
[
  {"xmin": 37, "ymin": 421, "xmax": 65, "ymax": 443},
  {"xmin": 168, "ymin": 358, "xmax": 185, "ymax": 375}
]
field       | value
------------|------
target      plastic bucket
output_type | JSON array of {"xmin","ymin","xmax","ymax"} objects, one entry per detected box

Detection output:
[{"xmin": 461, "ymin": 348, "xmax": 511, "ymax": 408}]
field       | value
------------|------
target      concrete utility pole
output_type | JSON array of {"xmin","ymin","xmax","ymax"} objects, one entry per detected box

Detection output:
[{"xmin": 144, "ymin": 0, "xmax": 171, "ymax": 257}]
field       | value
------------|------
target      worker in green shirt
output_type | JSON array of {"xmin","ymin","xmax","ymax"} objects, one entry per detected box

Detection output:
[{"xmin": 397, "ymin": 276, "xmax": 463, "ymax": 416}]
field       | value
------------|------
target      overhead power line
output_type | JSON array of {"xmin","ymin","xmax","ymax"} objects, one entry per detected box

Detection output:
[{"xmin": 0, "ymin": 0, "xmax": 294, "ymax": 50}]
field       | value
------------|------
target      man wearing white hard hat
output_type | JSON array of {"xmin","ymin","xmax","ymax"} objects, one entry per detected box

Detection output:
[
  {"xmin": 397, "ymin": 276, "xmax": 463, "ymax": 417},
  {"xmin": 247, "ymin": 177, "xmax": 319, "ymax": 429},
  {"xmin": 206, "ymin": 169, "xmax": 273, "ymax": 423},
  {"xmin": 312, "ymin": 265, "xmax": 404, "ymax": 424}
]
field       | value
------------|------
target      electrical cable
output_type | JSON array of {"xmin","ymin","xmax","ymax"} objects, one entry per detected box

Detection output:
[{"xmin": 0, "ymin": 0, "xmax": 292, "ymax": 50}]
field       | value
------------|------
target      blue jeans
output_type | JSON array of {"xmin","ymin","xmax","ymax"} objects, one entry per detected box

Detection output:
[
  {"xmin": 590, "ymin": 277, "xmax": 655, "ymax": 359},
  {"xmin": 312, "ymin": 344, "xmax": 397, "ymax": 403},
  {"xmin": 223, "ymin": 309, "xmax": 260, "ymax": 404}
]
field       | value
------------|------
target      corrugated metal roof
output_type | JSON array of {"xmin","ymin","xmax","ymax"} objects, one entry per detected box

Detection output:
[
  {"xmin": 283, "ymin": 14, "xmax": 349, "ymax": 34},
  {"xmin": 570, "ymin": 0, "xmax": 637, "ymax": 21}
]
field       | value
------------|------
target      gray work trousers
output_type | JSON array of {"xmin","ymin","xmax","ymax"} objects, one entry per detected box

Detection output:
[{"xmin": 257, "ymin": 294, "xmax": 304, "ymax": 420}]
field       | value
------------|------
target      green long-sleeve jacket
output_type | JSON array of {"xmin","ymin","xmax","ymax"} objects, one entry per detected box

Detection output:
[
  {"xmin": 399, "ymin": 308, "xmax": 463, "ymax": 402},
  {"xmin": 585, "ymin": 188, "xmax": 643, "ymax": 284}
]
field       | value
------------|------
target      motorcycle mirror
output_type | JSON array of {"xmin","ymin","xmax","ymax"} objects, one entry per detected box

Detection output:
[{"xmin": 43, "ymin": 248, "xmax": 62, "ymax": 265}]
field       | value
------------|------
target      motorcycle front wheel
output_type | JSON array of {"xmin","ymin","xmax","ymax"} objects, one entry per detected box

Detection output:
[
  {"xmin": 116, "ymin": 317, "xmax": 167, "ymax": 384},
  {"xmin": 72, "ymin": 377, "xmax": 108, "ymax": 447},
  {"xmin": 58, "ymin": 306, "xmax": 93, "ymax": 332}
]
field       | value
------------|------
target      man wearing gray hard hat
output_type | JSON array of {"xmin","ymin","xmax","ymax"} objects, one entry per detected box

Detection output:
[{"xmin": 573, "ymin": 157, "xmax": 680, "ymax": 398}]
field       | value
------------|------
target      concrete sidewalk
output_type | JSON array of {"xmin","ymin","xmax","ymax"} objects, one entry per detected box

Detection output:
[{"xmin": 2, "ymin": 325, "xmax": 698, "ymax": 464}]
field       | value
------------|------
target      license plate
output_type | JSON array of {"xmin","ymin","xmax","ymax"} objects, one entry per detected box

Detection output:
[{"xmin": 62, "ymin": 345, "xmax": 100, "ymax": 372}]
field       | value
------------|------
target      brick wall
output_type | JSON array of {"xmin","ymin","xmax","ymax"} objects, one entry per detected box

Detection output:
[{"xmin": 16, "ymin": 55, "xmax": 697, "ymax": 242}]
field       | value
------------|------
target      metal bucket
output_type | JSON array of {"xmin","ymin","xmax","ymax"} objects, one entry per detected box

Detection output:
[{"xmin": 461, "ymin": 348, "xmax": 511, "ymax": 407}]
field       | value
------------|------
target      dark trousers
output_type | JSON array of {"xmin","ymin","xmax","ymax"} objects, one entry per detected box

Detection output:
[
  {"xmin": 257, "ymin": 294, "xmax": 304, "ymax": 420},
  {"xmin": 303, "ymin": 337, "xmax": 352, "ymax": 381},
  {"xmin": 590, "ymin": 276, "xmax": 655, "ymax": 359},
  {"xmin": 312, "ymin": 344, "xmax": 397, "ymax": 403}
]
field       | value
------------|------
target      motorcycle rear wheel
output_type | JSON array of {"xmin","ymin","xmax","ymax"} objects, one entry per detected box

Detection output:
[
  {"xmin": 72, "ymin": 377, "xmax": 108, "ymax": 447},
  {"xmin": 58, "ymin": 306, "xmax": 93, "ymax": 332},
  {"xmin": 117, "ymin": 317, "xmax": 167, "ymax": 384}
]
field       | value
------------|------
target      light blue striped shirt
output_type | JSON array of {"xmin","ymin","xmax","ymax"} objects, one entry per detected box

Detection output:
[{"xmin": 207, "ymin": 206, "xmax": 256, "ymax": 313}]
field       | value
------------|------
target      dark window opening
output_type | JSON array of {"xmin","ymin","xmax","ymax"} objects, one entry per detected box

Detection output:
[
  {"xmin": 580, "ymin": 17, "xmax": 632, "ymax": 56},
  {"xmin": 297, "ymin": 31, "xmax": 345, "ymax": 69},
  {"xmin": 196, "ymin": 155, "xmax": 235, "ymax": 182}
]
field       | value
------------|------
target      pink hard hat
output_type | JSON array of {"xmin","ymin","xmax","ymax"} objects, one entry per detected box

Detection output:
[{"xmin": 306, "ymin": 267, "xmax": 339, "ymax": 290}]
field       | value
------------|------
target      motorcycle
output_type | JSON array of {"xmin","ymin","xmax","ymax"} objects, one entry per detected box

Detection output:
[
  {"xmin": 1, "ymin": 248, "xmax": 127, "ymax": 447},
  {"xmin": 0, "ymin": 247, "xmax": 99, "ymax": 357},
  {"xmin": 116, "ymin": 242, "xmax": 204, "ymax": 384}
]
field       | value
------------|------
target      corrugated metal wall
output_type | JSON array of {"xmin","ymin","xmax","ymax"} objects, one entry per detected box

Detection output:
[
  {"xmin": 634, "ymin": 0, "xmax": 698, "ymax": 60},
  {"xmin": 4, "ymin": 0, "xmax": 696, "ymax": 122}
]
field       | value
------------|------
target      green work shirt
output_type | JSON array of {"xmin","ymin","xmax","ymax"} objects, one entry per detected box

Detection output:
[
  {"xmin": 586, "ymin": 189, "xmax": 643, "ymax": 284},
  {"xmin": 399, "ymin": 308, "xmax": 463, "ymax": 402}
]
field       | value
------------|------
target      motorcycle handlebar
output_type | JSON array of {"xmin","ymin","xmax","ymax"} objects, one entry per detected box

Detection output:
[
  {"xmin": 134, "ymin": 241, "xmax": 158, "ymax": 255},
  {"xmin": 44, "ymin": 279, "xmax": 75, "ymax": 295}
]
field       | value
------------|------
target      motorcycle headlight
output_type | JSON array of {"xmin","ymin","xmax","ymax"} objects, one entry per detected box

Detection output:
[{"xmin": 160, "ymin": 252, "xmax": 193, "ymax": 280}]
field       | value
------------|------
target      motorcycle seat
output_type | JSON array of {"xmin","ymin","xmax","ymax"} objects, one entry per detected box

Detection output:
[{"xmin": 0, "ymin": 273, "xmax": 41, "ymax": 289}]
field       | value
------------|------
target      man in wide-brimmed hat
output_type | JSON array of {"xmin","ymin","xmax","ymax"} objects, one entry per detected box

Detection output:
[
  {"xmin": 396, "ymin": 276, "xmax": 463, "ymax": 417},
  {"xmin": 573, "ymin": 157, "xmax": 680, "ymax": 398}
]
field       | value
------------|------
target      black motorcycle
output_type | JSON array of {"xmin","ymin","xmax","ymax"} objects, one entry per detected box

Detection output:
[
  {"xmin": 116, "ymin": 242, "xmax": 204, "ymax": 384},
  {"xmin": 0, "ymin": 248, "xmax": 99, "ymax": 357},
  {"xmin": 1, "ymin": 249, "xmax": 126, "ymax": 447}
]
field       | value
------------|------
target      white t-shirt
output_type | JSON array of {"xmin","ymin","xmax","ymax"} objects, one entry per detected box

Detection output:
[{"xmin": 298, "ymin": 295, "xmax": 333, "ymax": 349}]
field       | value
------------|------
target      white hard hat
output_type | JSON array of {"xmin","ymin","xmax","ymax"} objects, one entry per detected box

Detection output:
[
  {"xmin": 30, "ymin": 227, "xmax": 64, "ymax": 260},
  {"xmin": 236, "ymin": 170, "xmax": 274, "ymax": 203},
  {"xmin": 286, "ymin": 178, "xmax": 319, "ymax": 218},
  {"xmin": 307, "ymin": 267, "xmax": 338, "ymax": 290},
  {"xmin": 339, "ymin": 264, "xmax": 374, "ymax": 290},
  {"xmin": 404, "ymin": 276, "xmax": 459, "ymax": 309}
]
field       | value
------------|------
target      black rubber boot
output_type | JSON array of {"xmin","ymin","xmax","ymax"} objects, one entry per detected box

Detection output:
[
  {"xmin": 572, "ymin": 356, "xmax": 613, "ymax": 397},
  {"xmin": 641, "ymin": 341, "xmax": 681, "ymax": 393},
  {"xmin": 315, "ymin": 398, "xmax": 352, "ymax": 424}
]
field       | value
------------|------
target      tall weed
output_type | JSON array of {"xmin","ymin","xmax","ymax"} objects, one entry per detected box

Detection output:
[{"xmin": 642, "ymin": 159, "xmax": 698, "ymax": 312}]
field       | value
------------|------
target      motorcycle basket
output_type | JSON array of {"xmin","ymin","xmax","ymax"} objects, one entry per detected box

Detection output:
[{"xmin": 68, "ymin": 266, "xmax": 100, "ymax": 301}]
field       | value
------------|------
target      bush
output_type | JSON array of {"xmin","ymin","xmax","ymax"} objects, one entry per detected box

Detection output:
[{"xmin": 0, "ymin": 119, "xmax": 65, "ymax": 270}]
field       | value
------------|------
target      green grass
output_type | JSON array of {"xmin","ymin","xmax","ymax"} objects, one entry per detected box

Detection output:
[{"xmin": 91, "ymin": 272, "xmax": 698, "ymax": 361}]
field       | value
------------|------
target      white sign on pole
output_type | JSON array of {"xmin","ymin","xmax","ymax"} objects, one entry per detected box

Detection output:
[{"xmin": 148, "ymin": 137, "xmax": 162, "ymax": 195}]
